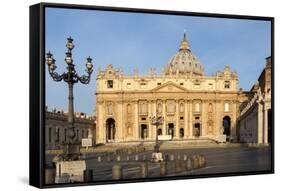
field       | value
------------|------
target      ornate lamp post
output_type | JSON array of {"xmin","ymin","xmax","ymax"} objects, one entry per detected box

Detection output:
[
  {"xmin": 46, "ymin": 37, "xmax": 93, "ymax": 160},
  {"xmin": 150, "ymin": 116, "xmax": 164, "ymax": 162}
]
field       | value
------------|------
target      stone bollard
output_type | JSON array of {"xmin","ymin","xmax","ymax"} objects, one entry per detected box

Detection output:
[
  {"xmin": 143, "ymin": 155, "xmax": 147, "ymax": 161},
  {"xmin": 140, "ymin": 162, "xmax": 148, "ymax": 178},
  {"xmin": 164, "ymin": 154, "xmax": 169, "ymax": 161},
  {"xmin": 45, "ymin": 168, "xmax": 56, "ymax": 184},
  {"xmin": 83, "ymin": 169, "xmax": 93, "ymax": 182},
  {"xmin": 117, "ymin": 155, "xmax": 121, "ymax": 162},
  {"xmin": 202, "ymin": 156, "xmax": 206, "ymax": 166},
  {"xmin": 192, "ymin": 155, "xmax": 199, "ymax": 169},
  {"xmin": 160, "ymin": 162, "xmax": 167, "ymax": 176},
  {"xmin": 97, "ymin": 156, "xmax": 101, "ymax": 162},
  {"xmin": 199, "ymin": 155, "xmax": 206, "ymax": 167},
  {"xmin": 183, "ymin": 154, "xmax": 187, "ymax": 161},
  {"xmin": 198, "ymin": 155, "xmax": 203, "ymax": 168},
  {"xmin": 186, "ymin": 158, "xmax": 193, "ymax": 171},
  {"xmin": 107, "ymin": 155, "xmax": 111, "ymax": 162},
  {"xmin": 170, "ymin": 154, "xmax": 174, "ymax": 161},
  {"xmin": 126, "ymin": 155, "xmax": 130, "ymax": 161},
  {"xmin": 135, "ymin": 154, "xmax": 139, "ymax": 161},
  {"xmin": 175, "ymin": 159, "xmax": 182, "ymax": 173},
  {"xmin": 112, "ymin": 165, "xmax": 122, "ymax": 180}
]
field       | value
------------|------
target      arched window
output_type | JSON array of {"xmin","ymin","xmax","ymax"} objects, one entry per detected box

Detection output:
[
  {"xmin": 167, "ymin": 103, "xmax": 175, "ymax": 113},
  {"xmin": 157, "ymin": 103, "xmax": 162, "ymax": 113},
  {"xmin": 180, "ymin": 103, "xmax": 184, "ymax": 113},
  {"xmin": 208, "ymin": 103, "xmax": 213, "ymax": 113}
]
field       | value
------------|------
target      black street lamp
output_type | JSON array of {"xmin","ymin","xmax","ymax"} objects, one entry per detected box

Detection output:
[
  {"xmin": 46, "ymin": 37, "xmax": 93, "ymax": 160},
  {"xmin": 149, "ymin": 116, "xmax": 164, "ymax": 153}
]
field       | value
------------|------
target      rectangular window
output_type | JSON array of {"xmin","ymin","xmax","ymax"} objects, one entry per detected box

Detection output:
[
  {"xmin": 180, "ymin": 82, "xmax": 184, "ymax": 86},
  {"xmin": 49, "ymin": 128, "xmax": 52, "ymax": 143},
  {"xmin": 195, "ymin": 103, "xmax": 200, "ymax": 112},
  {"xmin": 224, "ymin": 81, "xmax": 230, "ymax": 89},
  {"xmin": 180, "ymin": 116, "xmax": 184, "ymax": 120},
  {"xmin": 64, "ymin": 129, "xmax": 67, "ymax": 142},
  {"xmin": 140, "ymin": 82, "xmax": 147, "ymax": 88},
  {"xmin": 139, "ymin": 102, "xmax": 148, "ymax": 114},
  {"xmin": 194, "ymin": 83, "xmax": 200, "ymax": 89},
  {"xmin": 157, "ymin": 82, "xmax": 162, "ymax": 86},
  {"xmin": 57, "ymin": 128, "xmax": 60, "ymax": 143},
  {"xmin": 225, "ymin": 103, "xmax": 230, "ymax": 112},
  {"xmin": 107, "ymin": 80, "xmax": 113, "ymax": 88}
]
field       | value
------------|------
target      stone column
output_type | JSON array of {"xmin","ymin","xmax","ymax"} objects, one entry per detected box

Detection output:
[
  {"xmin": 263, "ymin": 104, "xmax": 268, "ymax": 144},
  {"xmin": 189, "ymin": 101, "xmax": 193, "ymax": 138},
  {"xmin": 214, "ymin": 100, "xmax": 220, "ymax": 136},
  {"xmin": 97, "ymin": 101, "xmax": 105, "ymax": 143},
  {"xmin": 184, "ymin": 100, "xmax": 188, "ymax": 138},
  {"xmin": 163, "ymin": 100, "xmax": 166, "ymax": 135},
  {"xmin": 257, "ymin": 102, "xmax": 263, "ymax": 144},
  {"xmin": 151, "ymin": 100, "xmax": 157, "ymax": 139},
  {"xmin": 134, "ymin": 101, "xmax": 139, "ymax": 141},
  {"xmin": 232, "ymin": 102, "xmax": 237, "ymax": 138},
  {"xmin": 201, "ymin": 101, "xmax": 205, "ymax": 137},
  {"xmin": 116, "ymin": 101, "xmax": 124, "ymax": 142},
  {"xmin": 148, "ymin": 101, "xmax": 153, "ymax": 140},
  {"xmin": 175, "ymin": 100, "xmax": 179, "ymax": 139}
]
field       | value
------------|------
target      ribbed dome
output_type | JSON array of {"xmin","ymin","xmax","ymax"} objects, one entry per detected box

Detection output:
[{"xmin": 165, "ymin": 33, "xmax": 204, "ymax": 76}]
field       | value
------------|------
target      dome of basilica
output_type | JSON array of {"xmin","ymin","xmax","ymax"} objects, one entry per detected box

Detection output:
[{"xmin": 164, "ymin": 33, "xmax": 204, "ymax": 76}]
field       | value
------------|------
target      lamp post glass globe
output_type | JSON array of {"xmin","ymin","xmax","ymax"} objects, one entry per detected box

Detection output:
[
  {"xmin": 65, "ymin": 52, "xmax": 72, "ymax": 65},
  {"xmin": 66, "ymin": 37, "xmax": 74, "ymax": 50},
  {"xmin": 46, "ymin": 51, "xmax": 54, "ymax": 66},
  {"xmin": 50, "ymin": 60, "xmax": 56, "ymax": 71},
  {"xmin": 86, "ymin": 57, "xmax": 93, "ymax": 71}
]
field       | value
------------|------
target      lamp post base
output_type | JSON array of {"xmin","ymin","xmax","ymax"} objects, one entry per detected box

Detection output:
[{"xmin": 55, "ymin": 160, "xmax": 86, "ymax": 183}]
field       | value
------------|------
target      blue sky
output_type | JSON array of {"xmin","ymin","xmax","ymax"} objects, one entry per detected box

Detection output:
[{"xmin": 45, "ymin": 7, "xmax": 271, "ymax": 115}]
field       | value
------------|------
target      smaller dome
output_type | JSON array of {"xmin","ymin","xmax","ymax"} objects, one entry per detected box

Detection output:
[{"xmin": 164, "ymin": 33, "xmax": 204, "ymax": 76}]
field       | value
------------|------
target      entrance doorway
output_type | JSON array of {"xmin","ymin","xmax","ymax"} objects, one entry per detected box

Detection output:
[
  {"xmin": 168, "ymin": 123, "xmax": 174, "ymax": 138},
  {"xmin": 141, "ymin": 124, "xmax": 148, "ymax": 139},
  {"xmin": 194, "ymin": 123, "xmax": 201, "ymax": 137},
  {"xmin": 223, "ymin": 116, "xmax": 231, "ymax": 138},
  {"xmin": 179, "ymin": 128, "xmax": 184, "ymax": 138},
  {"xmin": 106, "ymin": 118, "xmax": 115, "ymax": 142}
]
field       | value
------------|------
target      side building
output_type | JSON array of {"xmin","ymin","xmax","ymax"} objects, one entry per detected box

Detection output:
[
  {"xmin": 45, "ymin": 107, "xmax": 96, "ymax": 150},
  {"xmin": 239, "ymin": 57, "xmax": 272, "ymax": 144}
]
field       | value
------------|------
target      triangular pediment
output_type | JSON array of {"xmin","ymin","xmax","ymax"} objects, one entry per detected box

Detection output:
[{"xmin": 152, "ymin": 81, "xmax": 188, "ymax": 93}]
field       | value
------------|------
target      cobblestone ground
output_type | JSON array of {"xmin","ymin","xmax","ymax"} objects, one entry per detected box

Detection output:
[{"xmin": 46, "ymin": 145, "xmax": 272, "ymax": 182}]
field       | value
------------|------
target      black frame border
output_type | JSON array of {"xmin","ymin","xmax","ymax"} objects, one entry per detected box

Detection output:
[{"xmin": 29, "ymin": 2, "xmax": 275, "ymax": 189}]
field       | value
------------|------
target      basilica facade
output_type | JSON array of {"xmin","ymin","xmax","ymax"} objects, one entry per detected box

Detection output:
[{"xmin": 95, "ymin": 33, "xmax": 254, "ymax": 144}]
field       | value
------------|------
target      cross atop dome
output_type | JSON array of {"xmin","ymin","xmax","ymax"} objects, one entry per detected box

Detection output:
[{"xmin": 179, "ymin": 32, "xmax": 190, "ymax": 51}]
